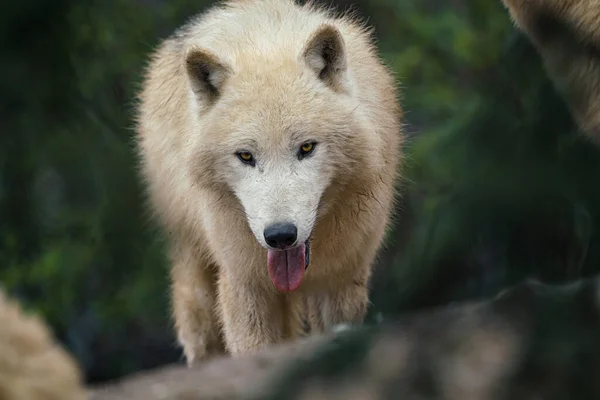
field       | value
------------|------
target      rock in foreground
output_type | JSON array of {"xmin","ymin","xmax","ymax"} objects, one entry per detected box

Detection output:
[{"xmin": 90, "ymin": 277, "xmax": 600, "ymax": 400}]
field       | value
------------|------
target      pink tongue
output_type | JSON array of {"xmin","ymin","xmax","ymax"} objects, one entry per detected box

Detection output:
[{"xmin": 267, "ymin": 243, "xmax": 306, "ymax": 292}]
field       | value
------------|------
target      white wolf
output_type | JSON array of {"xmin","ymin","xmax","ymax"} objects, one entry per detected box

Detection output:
[{"xmin": 135, "ymin": 0, "xmax": 403, "ymax": 364}]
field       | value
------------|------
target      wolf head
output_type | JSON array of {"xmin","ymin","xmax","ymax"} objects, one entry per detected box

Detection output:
[{"xmin": 183, "ymin": 24, "xmax": 378, "ymax": 290}]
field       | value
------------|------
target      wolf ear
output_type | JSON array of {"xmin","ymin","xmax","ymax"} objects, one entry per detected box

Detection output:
[
  {"xmin": 302, "ymin": 24, "xmax": 348, "ymax": 91},
  {"xmin": 185, "ymin": 47, "xmax": 230, "ymax": 101}
]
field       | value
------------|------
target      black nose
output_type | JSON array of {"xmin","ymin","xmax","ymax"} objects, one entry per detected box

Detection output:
[{"xmin": 264, "ymin": 223, "xmax": 298, "ymax": 249}]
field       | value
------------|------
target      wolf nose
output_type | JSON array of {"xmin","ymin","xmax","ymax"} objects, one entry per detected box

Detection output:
[{"xmin": 264, "ymin": 223, "xmax": 297, "ymax": 249}]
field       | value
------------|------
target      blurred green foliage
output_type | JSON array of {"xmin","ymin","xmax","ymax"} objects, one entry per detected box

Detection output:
[
  {"xmin": 2, "ymin": 0, "xmax": 600, "ymax": 384},
  {"xmin": 374, "ymin": 34, "xmax": 600, "ymax": 313}
]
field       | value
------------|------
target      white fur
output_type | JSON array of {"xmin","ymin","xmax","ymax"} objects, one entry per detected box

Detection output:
[{"xmin": 135, "ymin": 0, "xmax": 403, "ymax": 362}]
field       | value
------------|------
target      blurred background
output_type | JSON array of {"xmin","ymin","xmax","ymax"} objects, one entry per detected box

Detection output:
[{"xmin": 2, "ymin": 0, "xmax": 600, "ymax": 385}]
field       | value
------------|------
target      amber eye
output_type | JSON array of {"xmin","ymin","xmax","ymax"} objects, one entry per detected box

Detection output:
[
  {"xmin": 236, "ymin": 151, "xmax": 255, "ymax": 166},
  {"xmin": 298, "ymin": 142, "xmax": 316, "ymax": 158}
]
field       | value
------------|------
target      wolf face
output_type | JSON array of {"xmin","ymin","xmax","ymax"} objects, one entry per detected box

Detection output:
[
  {"xmin": 185, "ymin": 24, "xmax": 373, "ymax": 291},
  {"xmin": 225, "ymin": 113, "xmax": 329, "ymax": 292},
  {"xmin": 227, "ymin": 129, "xmax": 328, "ymax": 250}
]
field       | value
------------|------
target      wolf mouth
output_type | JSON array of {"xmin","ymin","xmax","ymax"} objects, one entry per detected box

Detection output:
[
  {"xmin": 266, "ymin": 238, "xmax": 311, "ymax": 292},
  {"xmin": 304, "ymin": 238, "xmax": 311, "ymax": 270}
]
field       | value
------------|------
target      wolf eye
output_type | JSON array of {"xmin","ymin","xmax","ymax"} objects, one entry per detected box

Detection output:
[
  {"xmin": 298, "ymin": 142, "xmax": 317, "ymax": 159},
  {"xmin": 236, "ymin": 151, "xmax": 255, "ymax": 166}
]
